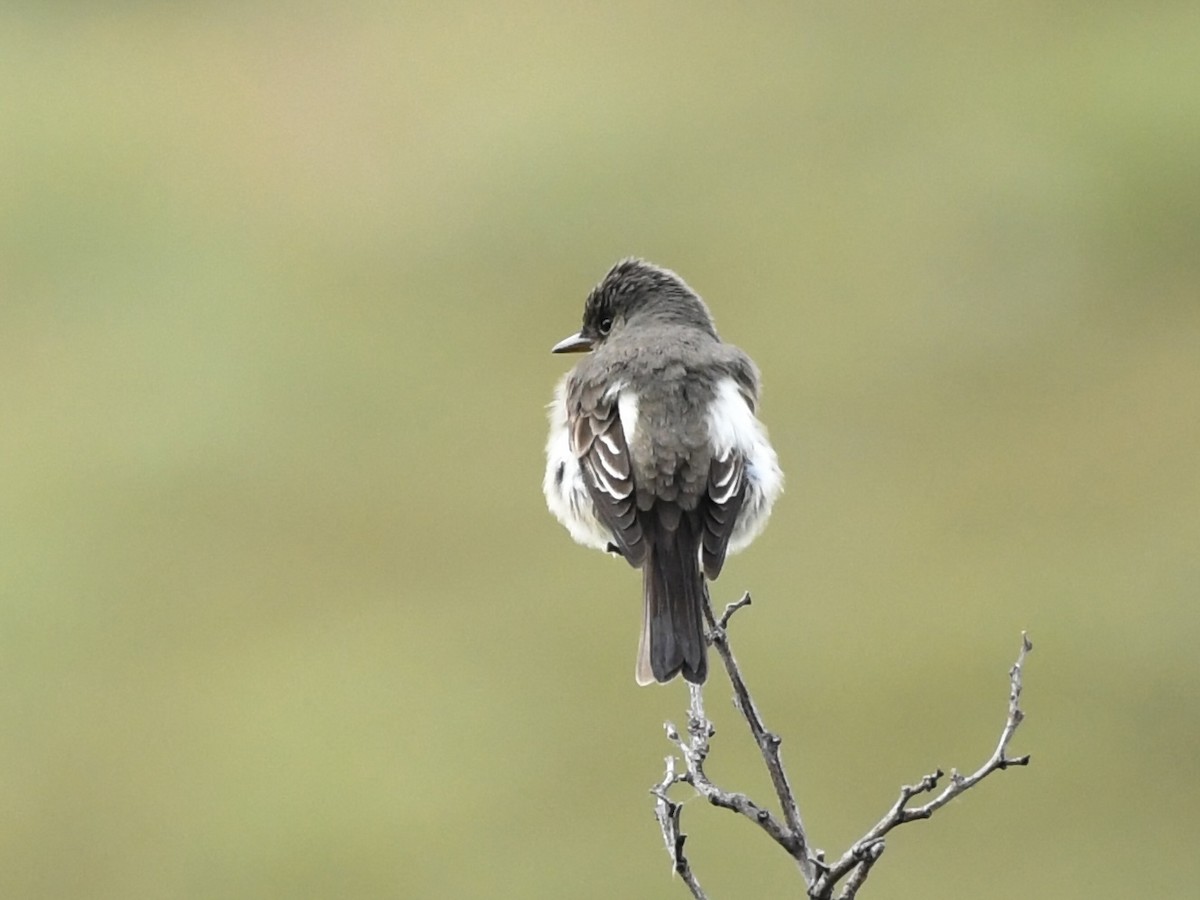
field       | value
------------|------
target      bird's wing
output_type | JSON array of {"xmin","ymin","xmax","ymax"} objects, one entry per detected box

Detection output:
[
  {"xmin": 700, "ymin": 445, "xmax": 746, "ymax": 580},
  {"xmin": 569, "ymin": 393, "xmax": 646, "ymax": 567}
]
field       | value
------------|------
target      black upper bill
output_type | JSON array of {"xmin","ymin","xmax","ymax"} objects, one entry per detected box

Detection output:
[{"xmin": 551, "ymin": 332, "xmax": 594, "ymax": 354}]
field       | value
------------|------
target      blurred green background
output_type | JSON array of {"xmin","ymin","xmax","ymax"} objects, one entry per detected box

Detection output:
[{"xmin": 2, "ymin": 2, "xmax": 1198, "ymax": 898}]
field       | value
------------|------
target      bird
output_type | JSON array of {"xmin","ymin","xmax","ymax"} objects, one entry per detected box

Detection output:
[{"xmin": 543, "ymin": 258, "xmax": 783, "ymax": 685}]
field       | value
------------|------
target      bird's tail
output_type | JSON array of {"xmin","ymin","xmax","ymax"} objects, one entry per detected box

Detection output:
[{"xmin": 636, "ymin": 517, "xmax": 708, "ymax": 685}]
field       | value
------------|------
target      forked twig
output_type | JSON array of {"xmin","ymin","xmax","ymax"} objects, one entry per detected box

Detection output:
[
  {"xmin": 812, "ymin": 632, "xmax": 1033, "ymax": 896},
  {"xmin": 652, "ymin": 755, "xmax": 707, "ymax": 898},
  {"xmin": 652, "ymin": 593, "xmax": 1033, "ymax": 899}
]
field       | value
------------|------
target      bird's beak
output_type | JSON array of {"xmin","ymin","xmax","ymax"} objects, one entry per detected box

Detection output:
[{"xmin": 551, "ymin": 331, "xmax": 594, "ymax": 354}]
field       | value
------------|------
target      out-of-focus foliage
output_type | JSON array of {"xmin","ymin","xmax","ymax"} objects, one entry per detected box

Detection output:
[{"xmin": 1, "ymin": 3, "xmax": 1197, "ymax": 898}]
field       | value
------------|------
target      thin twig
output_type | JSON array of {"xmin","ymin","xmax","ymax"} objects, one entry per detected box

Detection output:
[
  {"xmin": 665, "ymin": 685, "xmax": 794, "ymax": 848},
  {"xmin": 651, "ymin": 594, "xmax": 1033, "ymax": 900},
  {"xmin": 702, "ymin": 590, "xmax": 818, "ymax": 885},
  {"xmin": 835, "ymin": 841, "xmax": 884, "ymax": 900},
  {"xmin": 651, "ymin": 755, "xmax": 707, "ymax": 899},
  {"xmin": 812, "ymin": 633, "xmax": 1034, "ymax": 897},
  {"xmin": 718, "ymin": 592, "xmax": 753, "ymax": 628}
]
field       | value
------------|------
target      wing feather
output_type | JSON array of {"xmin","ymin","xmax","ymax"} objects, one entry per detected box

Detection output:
[
  {"xmin": 568, "ymin": 392, "xmax": 645, "ymax": 566},
  {"xmin": 700, "ymin": 448, "xmax": 746, "ymax": 580}
]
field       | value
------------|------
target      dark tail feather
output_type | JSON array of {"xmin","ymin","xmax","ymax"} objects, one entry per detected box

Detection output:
[{"xmin": 636, "ymin": 518, "xmax": 708, "ymax": 685}]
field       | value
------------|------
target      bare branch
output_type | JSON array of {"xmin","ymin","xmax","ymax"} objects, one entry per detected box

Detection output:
[
  {"xmin": 650, "ymin": 590, "xmax": 1033, "ymax": 900},
  {"xmin": 702, "ymin": 591, "xmax": 818, "ymax": 885},
  {"xmin": 813, "ymin": 633, "xmax": 1033, "ymax": 896},
  {"xmin": 651, "ymin": 755, "xmax": 707, "ymax": 899},
  {"xmin": 666, "ymin": 684, "xmax": 794, "ymax": 849},
  {"xmin": 835, "ymin": 841, "xmax": 884, "ymax": 900},
  {"xmin": 718, "ymin": 591, "xmax": 753, "ymax": 628}
]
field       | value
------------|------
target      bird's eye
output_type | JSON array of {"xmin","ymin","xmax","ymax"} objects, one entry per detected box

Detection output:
[{"xmin": 599, "ymin": 317, "xmax": 613, "ymax": 335}]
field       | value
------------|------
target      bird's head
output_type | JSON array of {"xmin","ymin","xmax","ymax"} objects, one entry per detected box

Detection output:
[{"xmin": 551, "ymin": 258, "xmax": 718, "ymax": 354}]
